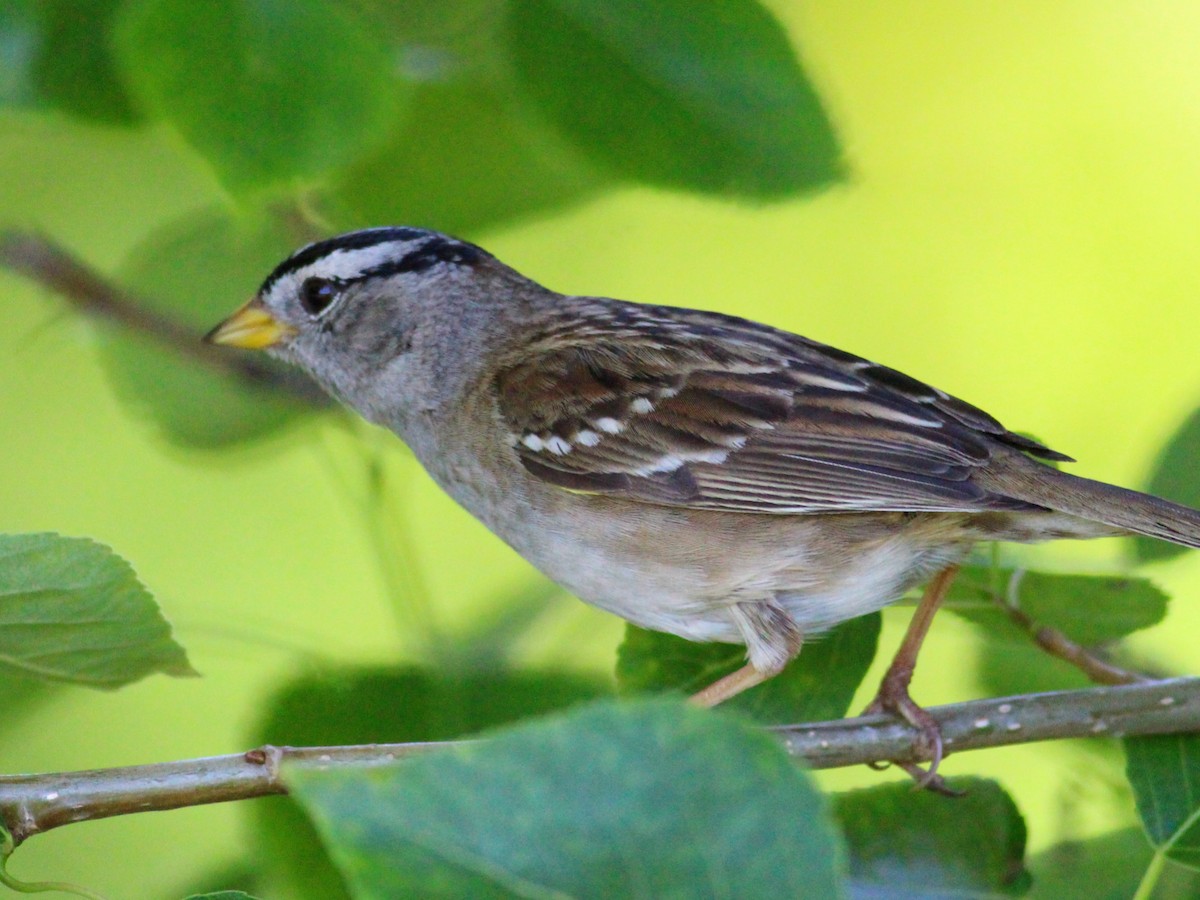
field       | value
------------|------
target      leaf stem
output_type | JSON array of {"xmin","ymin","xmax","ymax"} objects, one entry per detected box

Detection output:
[
  {"xmin": 1132, "ymin": 795, "xmax": 1200, "ymax": 900},
  {"xmin": 315, "ymin": 423, "xmax": 445, "ymax": 654},
  {"xmin": 0, "ymin": 827, "xmax": 108, "ymax": 900},
  {"xmin": 360, "ymin": 440, "xmax": 444, "ymax": 652},
  {"xmin": 1132, "ymin": 848, "xmax": 1166, "ymax": 900}
]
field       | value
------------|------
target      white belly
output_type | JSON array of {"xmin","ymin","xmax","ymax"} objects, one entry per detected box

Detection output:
[{"xmin": 416, "ymin": 423, "xmax": 968, "ymax": 649}]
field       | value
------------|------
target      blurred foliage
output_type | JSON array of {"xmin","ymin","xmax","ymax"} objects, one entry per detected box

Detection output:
[
  {"xmin": 103, "ymin": 208, "xmax": 319, "ymax": 447},
  {"xmin": 1029, "ymin": 826, "xmax": 1200, "ymax": 900},
  {"xmin": 3, "ymin": 0, "xmax": 841, "ymax": 452},
  {"xmin": 174, "ymin": 862, "xmax": 263, "ymax": 900},
  {"xmin": 506, "ymin": 0, "xmax": 843, "ymax": 196},
  {"xmin": 334, "ymin": 80, "xmax": 606, "ymax": 237},
  {"xmin": 1136, "ymin": 406, "xmax": 1200, "ymax": 565},
  {"xmin": 975, "ymin": 638, "xmax": 1096, "ymax": 703},
  {"xmin": 249, "ymin": 664, "xmax": 610, "ymax": 899},
  {"xmin": 947, "ymin": 565, "xmax": 1168, "ymax": 647},
  {"xmin": 0, "ymin": 0, "xmax": 139, "ymax": 121},
  {"xmin": 946, "ymin": 564, "xmax": 1169, "ymax": 697},
  {"xmin": 617, "ymin": 613, "xmax": 879, "ymax": 725},
  {"xmin": 26, "ymin": 0, "xmax": 142, "ymax": 124},
  {"xmin": 3, "ymin": 0, "xmax": 1200, "ymax": 897},
  {"xmin": 837, "ymin": 778, "xmax": 1030, "ymax": 897},
  {"xmin": 115, "ymin": 0, "xmax": 404, "ymax": 195},
  {"xmin": 1126, "ymin": 734, "xmax": 1200, "ymax": 873}
]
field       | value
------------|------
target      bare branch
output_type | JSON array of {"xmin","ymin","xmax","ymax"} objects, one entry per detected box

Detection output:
[
  {"xmin": 0, "ymin": 743, "xmax": 449, "ymax": 847},
  {"xmin": 773, "ymin": 675, "xmax": 1199, "ymax": 768},
  {"xmin": 0, "ymin": 230, "xmax": 328, "ymax": 406},
  {"xmin": 2, "ymin": 678, "xmax": 1198, "ymax": 846}
]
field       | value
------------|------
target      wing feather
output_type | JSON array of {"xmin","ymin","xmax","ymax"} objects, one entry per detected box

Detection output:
[{"xmin": 495, "ymin": 301, "xmax": 1060, "ymax": 514}]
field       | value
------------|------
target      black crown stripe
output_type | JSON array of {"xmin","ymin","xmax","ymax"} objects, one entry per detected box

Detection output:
[
  {"xmin": 259, "ymin": 227, "xmax": 431, "ymax": 294},
  {"xmin": 362, "ymin": 236, "xmax": 486, "ymax": 279}
]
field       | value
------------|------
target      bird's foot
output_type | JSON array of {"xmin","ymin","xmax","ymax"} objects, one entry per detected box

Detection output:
[{"xmin": 861, "ymin": 666, "xmax": 960, "ymax": 796}]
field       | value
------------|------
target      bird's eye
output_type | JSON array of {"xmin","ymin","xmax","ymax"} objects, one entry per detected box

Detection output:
[{"xmin": 299, "ymin": 277, "xmax": 341, "ymax": 316}]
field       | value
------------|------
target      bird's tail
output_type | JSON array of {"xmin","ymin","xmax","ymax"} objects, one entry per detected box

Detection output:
[{"xmin": 987, "ymin": 455, "xmax": 1200, "ymax": 549}]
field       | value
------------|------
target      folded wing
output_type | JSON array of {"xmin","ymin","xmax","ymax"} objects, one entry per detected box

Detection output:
[{"xmin": 494, "ymin": 301, "xmax": 1065, "ymax": 514}]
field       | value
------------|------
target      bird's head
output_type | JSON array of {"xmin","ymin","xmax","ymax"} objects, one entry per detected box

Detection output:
[{"xmin": 206, "ymin": 226, "xmax": 539, "ymax": 425}]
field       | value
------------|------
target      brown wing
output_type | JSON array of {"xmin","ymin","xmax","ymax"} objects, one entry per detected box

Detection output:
[{"xmin": 494, "ymin": 300, "xmax": 1065, "ymax": 514}]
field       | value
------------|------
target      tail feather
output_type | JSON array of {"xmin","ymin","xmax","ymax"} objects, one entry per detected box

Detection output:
[{"xmin": 987, "ymin": 455, "xmax": 1200, "ymax": 550}]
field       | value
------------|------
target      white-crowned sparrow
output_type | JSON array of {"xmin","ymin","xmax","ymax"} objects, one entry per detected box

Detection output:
[{"xmin": 207, "ymin": 226, "xmax": 1200, "ymax": 779}]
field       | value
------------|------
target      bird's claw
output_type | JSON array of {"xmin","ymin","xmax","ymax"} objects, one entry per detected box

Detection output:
[{"xmin": 862, "ymin": 669, "xmax": 960, "ymax": 795}]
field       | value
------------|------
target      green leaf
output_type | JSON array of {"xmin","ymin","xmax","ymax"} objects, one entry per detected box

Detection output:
[
  {"xmin": 835, "ymin": 777, "xmax": 1030, "ymax": 897},
  {"xmin": 256, "ymin": 666, "xmax": 613, "ymax": 747},
  {"xmin": 251, "ymin": 665, "xmax": 611, "ymax": 900},
  {"xmin": 1126, "ymin": 733, "xmax": 1200, "ymax": 871},
  {"xmin": 99, "ymin": 208, "xmax": 318, "ymax": 448},
  {"xmin": 506, "ymin": 0, "xmax": 843, "ymax": 197},
  {"xmin": 1026, "ymin": 827, "xmax": 1200, "ymax": 900},
  {"xmin": 349, "ymin": 0, "xmax": 504, "ymax": 58},
  {"xmin": 115, "ymin": 0, "xmax": 403, "ymax": 194},
  {"xmin": 617, "ymin": 614, "xmax": 880, "ymax": 725},
  {"xmin": 947, "ymin": 565, "xmax": 1168, "ymax": 647},
  {"xmin": 0, "ymin": 533, "xmax": 193, "ymax": 687},
  {"xmin": 0, "ymin": 0, "xmax": 40, "ymax": 108},
  {"xmin": 328, "ymin": 0, "xmax": 607, "ymax": 233},
  {"xmin": 171, "ymin": 858, "xmax": 261, "ymax": 900},
  {"xmin": 288, "ymin": 698, "xmax": 846, "ymax": 898},
  {"xmin": 947, "ymin": 565, "xmax": 1165, "ymax": 699},
  {"xmin": 335, "ymin": 80, "xmax": 606, "ymax": 236},
  {"xmin": 29, "ymin": 0, "xmax": 141, "ymax": 123},
  {"xmin": 1135, "ymin": 405, "xmax": 1200, "ymax": 564},
  {"xmin": 974, "ymin": 639, "xmax": 1094, "ymax": 703}
]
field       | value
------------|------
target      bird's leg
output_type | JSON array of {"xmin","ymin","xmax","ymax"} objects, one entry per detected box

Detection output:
[
  {"xmin": 690, "ymin": 600, "xmax": 803, "ymax": 707},
  {"xmin": 690, "ymin": 663, "xmax": 777, "ymax": 707},
  {"xmin": 862, "ymin": 564, "xmax": 960, "ymax": 791}
]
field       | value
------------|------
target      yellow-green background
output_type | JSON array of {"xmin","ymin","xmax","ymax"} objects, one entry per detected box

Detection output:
[{"xmin": 3, "ymin": 2, "xmax": 1200, "ymax": 895}]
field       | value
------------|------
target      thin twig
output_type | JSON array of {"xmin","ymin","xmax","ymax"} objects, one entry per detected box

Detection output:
[
  {"xmin": 995, "ymin": 569, "xmax": 1150, "ymax": 686},
  {"xmin": 2, "ymin": 678, "xmax": 1198, "ymax": 847},
  {"xmin": 0, "ymin": 230, "xmax": 328, "ymax": 405}
]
